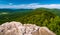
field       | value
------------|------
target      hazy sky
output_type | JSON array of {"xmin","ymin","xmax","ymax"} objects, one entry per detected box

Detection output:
[{"xmin": 0, "ymin": 0, "xmax": 60, "ymax": 9}]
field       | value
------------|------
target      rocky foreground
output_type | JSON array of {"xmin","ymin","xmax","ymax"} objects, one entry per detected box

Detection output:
[{"xmin": 0, "ymin": 21, "xmax": 56, "ymax": 35}]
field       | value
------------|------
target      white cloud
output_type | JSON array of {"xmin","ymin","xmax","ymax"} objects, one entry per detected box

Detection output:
[{"xmin": 0, "ymin": 3, "xmax": 60, "ymax": 9}]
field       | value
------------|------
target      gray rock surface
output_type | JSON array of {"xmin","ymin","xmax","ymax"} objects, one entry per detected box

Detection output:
[{"xmin": 0, "ymin": 21, "xmax": 56, "ymax": 35}]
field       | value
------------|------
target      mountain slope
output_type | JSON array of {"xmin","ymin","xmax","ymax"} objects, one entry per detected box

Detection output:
[{"xmin": 16, "ymin": 9, "xmax": 56, "ymax": 24}]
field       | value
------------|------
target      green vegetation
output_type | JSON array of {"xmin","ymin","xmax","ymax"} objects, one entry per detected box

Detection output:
[{"xmin": 0, "ymin": 8, "xmax": 60, "ymax": 35}]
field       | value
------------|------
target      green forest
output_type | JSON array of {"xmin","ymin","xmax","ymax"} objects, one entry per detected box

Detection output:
[{"xmin": 0, "ymin": 8, "xmax": 60, "ymax": 35}]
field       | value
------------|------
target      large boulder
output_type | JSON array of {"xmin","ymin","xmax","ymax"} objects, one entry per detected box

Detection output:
[{"xmin": 0, "ymin": 21, "xmax": 56, "ymax": 35}]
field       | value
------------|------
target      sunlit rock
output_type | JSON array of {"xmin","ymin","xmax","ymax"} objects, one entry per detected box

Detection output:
[{"xmin": 0, "ymin": 21, "xmax": 56, "ymax": 35}]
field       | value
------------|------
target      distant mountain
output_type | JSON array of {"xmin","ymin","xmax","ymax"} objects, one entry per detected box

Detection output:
[
  {"xmin": 0, "ymin": 9, "xmax": 33, "ymax": 13},
  {"xmin": 0, "ymin": 8, "xmax": 60, "ymax": 16},
  {"xmin": 35, "ymin": 8, "xmax": 60, "ymax": 16}
]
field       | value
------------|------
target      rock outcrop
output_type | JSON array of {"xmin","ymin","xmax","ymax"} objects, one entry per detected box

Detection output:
[{"xmin": 0, "ymin": 21, "xmax": 56, "ymax": 35}]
